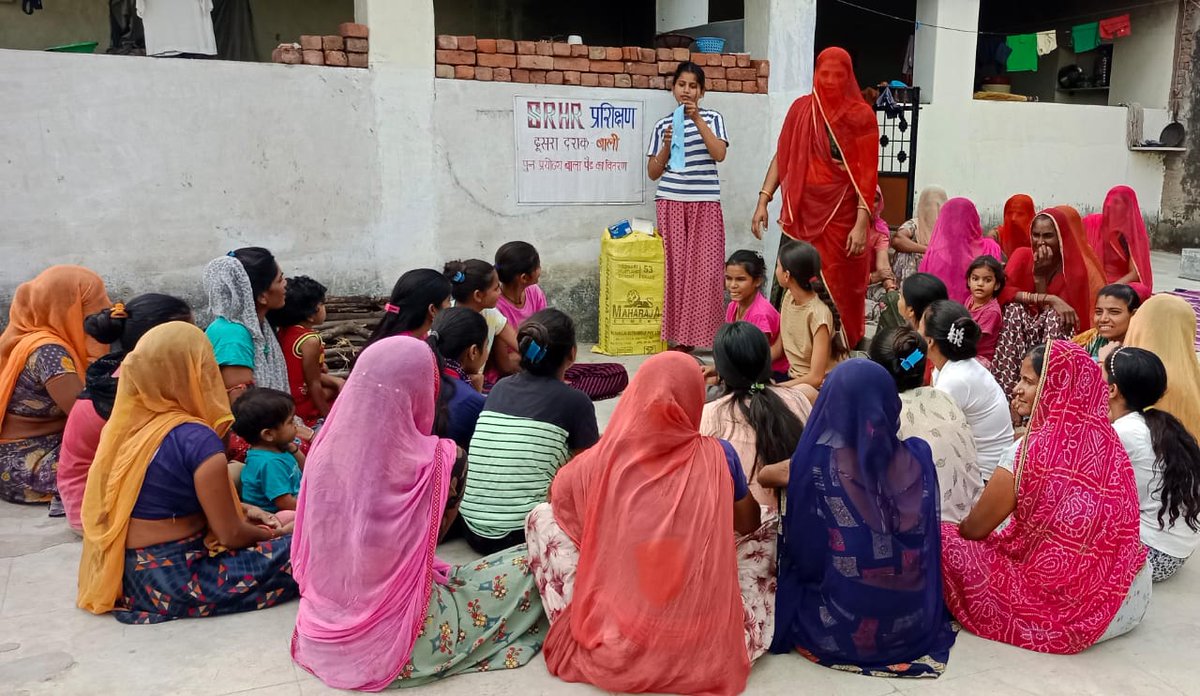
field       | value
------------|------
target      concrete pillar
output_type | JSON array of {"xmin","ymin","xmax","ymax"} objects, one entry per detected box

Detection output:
[
  {"xmin": 356, "ymin": 0, "xmax": 442, "ymax": 275},
  {"xmin": 912, "ymin": 0, "xmax": 979, "ymax": 103},
  {"xmin": 657, "ymin": 0, "xmax": 708, "ymax": 33},
  {"xmin": 744, "ymin": 0, "xmax": 818, "ymax": 286}
]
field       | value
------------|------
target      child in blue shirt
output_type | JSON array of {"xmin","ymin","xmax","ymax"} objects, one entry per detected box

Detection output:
[{"xmin": 233, "ymin": 388, "xmax": 305, "ymax": 514}]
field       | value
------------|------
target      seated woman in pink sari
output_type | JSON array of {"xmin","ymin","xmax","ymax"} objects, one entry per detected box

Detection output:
[
  {"xmin": 942, "ymin": 340, "xmax": 1151, "ymax": 654},
  {"xmin": 290, "ymin": 336, "xmax": 545, "ymax": 691},
  {"xmin": 1095, "ymin": 185, "xmax": 1154, "ymax": 301},
  {"xmin": 918, "ymin": 197, "xmax": 1002, "ymax": 306}
]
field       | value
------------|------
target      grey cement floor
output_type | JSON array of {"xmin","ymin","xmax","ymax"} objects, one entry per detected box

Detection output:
[{"xmin": 1, "ymin": 254, "xmax": 1197, "ymax": 696}]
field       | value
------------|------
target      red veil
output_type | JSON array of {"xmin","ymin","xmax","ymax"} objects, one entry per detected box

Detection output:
[
  {"xmin": 776, "ymin": 47, "xmax": 879, "ymax": 347},
  {"xmin": 996, "ymin": 194, "xmax": 1035, "ymax": 259},
  {"xmin": 1097, "ymin": 185, "xmax": 1154, "ymax": 300},
  {"xmin": 1005, "ymin": 207, "xmax": 1105, "ymax": 331}
]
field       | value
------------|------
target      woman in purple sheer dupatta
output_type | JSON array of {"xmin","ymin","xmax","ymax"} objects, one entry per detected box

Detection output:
[{"xmin": 767, "ymin": 359, "xmax": 957, "ymax": 677}]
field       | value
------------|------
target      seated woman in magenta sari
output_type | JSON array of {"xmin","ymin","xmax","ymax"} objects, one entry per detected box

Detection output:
[
  {"xmin": 941, "ymin": 340, "xmax": 1149, "ymax": 654},
  {"xmin": 918, "ymin": 197, "xmax": 1002, "ymax": 306},
  {"xmin": 765, "ymin": 359, "xmax": 957, "ymax": 677},
  {"xmin": 753, "ymin": 47, "xmax": 879, "ymax": 349},
  {"xmin": 290, "ymin": 336, "xmax": 545, "ymax": 690},
  {"xmin": 1094, "ymin": 185, "xmax": 1154, "ymax": 301}
]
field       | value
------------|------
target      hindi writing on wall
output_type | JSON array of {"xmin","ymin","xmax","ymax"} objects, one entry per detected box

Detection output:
[{"xmin": 514, "ymin": 97, "xmax": 645, "ymax": 205}]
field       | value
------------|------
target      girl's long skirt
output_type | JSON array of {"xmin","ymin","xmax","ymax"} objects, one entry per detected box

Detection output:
[{"xmin": 657, "ymin": 199, "xmax": 726, "ymax": 348}]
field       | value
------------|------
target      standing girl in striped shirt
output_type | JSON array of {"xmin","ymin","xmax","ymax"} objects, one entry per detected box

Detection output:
[{"xmin": 647, "ymin": 62, "xmax": 729, "ymax": 351}]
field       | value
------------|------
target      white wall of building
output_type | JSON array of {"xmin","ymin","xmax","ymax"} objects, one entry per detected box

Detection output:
[
  {"xmin": 0, "ymin": 49, "xmax": 382, "ymax": 305},
  {"xmin": 1109, "ymin": 1, "xmax": 1179, "ymax": 110},
  {"xmin": 0, "ymin": 48, "xmax": 774, "ymax": 323},
  {"xmin": 656, "ymin": 0, "xmax": 708, "ymax": 34},
  {"xmin": 915, "ymin": 100, "xmax": 1170, "ymax": 225}
]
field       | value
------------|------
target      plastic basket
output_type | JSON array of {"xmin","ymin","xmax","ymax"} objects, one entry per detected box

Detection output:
[{"xmin": 694, "ymin": 36, "xmax": 725, "ymax": 53}]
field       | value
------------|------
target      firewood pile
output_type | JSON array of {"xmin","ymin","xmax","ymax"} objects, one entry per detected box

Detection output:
[{"xmin": 315, "ymin": 295, "xmax": 387, "ymax": 373}]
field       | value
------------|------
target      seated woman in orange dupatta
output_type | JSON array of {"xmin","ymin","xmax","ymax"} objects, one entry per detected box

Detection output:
[
  {"xmin": 0, "ymin": 266, "xmax": 110, "ymax": 511},
  {"xmin": 752, "ymin": 47, "xmax": 879, "ymax": 349},
  {"xmin": 991, "ymin": 206, "xmax": 1105, "ymax": 394},
  {"xmin": 993, "ymin": 194, "xmax": 1036, "ymax": 260},
  {"xmin": 78, "ymin": 322, "xmax": 296, "ymax": 624},
  {"xmin": 525, "ymin": 352, "xmax": 776, "ymax": 695},
  {"xmin": 1094, "ymin": 185, "xmax": 1154, "ymax": 301}
]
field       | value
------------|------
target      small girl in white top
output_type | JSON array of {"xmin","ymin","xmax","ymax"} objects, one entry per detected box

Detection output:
[
  {"xmin": 1104, "ymin": 345, "xmax": 1200, "ymax": 582},
  {"xmin": 923, "ymin": 300, "xmax": 1014, "ymax": 480}
]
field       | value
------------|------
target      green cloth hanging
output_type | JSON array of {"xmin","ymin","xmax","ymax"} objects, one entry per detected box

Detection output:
[
  {"xmin": 1005, "ymin": 34, "xmax": 1038, "ymax": 72},
  {"xmin": 1072, "ymin": 22, "xmax": 1100, "ymax": 52}
]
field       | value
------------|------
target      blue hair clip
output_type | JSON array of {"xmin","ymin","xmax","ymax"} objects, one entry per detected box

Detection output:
[
  {"xmin": 900, "ymin": 348, "xmax": 925, "ymax": 371},
  {"xmin": 226, "ymin": 250, "xmax": 237, "ymax": 257},
  {"xmin": 452, "ymin": 271, "xmax": 465, "ymax": 283},
  {"xmin": 523, "ymin": 339, "xmax": 547, "ymax": 364}
]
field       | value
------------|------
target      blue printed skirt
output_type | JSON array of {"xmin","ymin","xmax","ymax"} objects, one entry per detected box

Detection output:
[{"xmin": 115, "ymin": 532, "xmax": 299, "ymax": 625}]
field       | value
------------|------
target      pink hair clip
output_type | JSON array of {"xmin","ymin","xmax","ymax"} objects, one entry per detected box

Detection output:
[{"xmin": 384, "ymin": 303, "xmax": 400, "ymax": 314}]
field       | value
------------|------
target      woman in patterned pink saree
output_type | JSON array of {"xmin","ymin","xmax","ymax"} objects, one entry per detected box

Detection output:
[{"xmin": 941, "ymin": 340, "xmax": 1150, "ymax": 654}]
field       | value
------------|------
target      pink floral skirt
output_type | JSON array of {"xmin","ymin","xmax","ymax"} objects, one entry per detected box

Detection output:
[{"xmin": 524, "ymin": 502, "xmax": 777, "ymax": 660}]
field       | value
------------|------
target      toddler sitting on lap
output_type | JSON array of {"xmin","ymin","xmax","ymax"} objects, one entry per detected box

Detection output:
[{"xmin": 233, "ymin": 388, "xmax": 305, "ymax": 524}]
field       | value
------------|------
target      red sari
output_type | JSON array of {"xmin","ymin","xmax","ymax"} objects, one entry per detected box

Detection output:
[
  {"xmin": 1003, "ymin": 206, "xmax": 1105, "ymax": 332},
  {"xmin": 777, "ymin": 47, "xmax": 879, "ymax": 348},
  {"xmin": 1096, "ymin": 185, "xmax": 1154, "ymax": 300}
]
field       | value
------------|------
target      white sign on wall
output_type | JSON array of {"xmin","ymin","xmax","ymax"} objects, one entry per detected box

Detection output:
[{"xmin": 513, "ymin": 96, "xmax": 645, "ymax": 205}]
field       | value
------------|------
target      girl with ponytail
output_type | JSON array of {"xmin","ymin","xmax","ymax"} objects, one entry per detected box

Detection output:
[
  {"xmin": 774, "ymin": 240, "xmax": 847, "ymax": 399},
  {"xmin": 922, "ymin": 300, "xmax": 1013, "ymax": 481},
  {"xmin": 60, "ymin": 293, "xmax": 192, "ymax": 532},
  {"xmin": 700, "ymin": 321, "xmax": 809, "ymax": 508},
  {"xmin": 458, "ymin": 309, "xmax": 600, "ymax": 555},
  {"xmin": 425, "ymin": 307, "xmax": 488, "ymax": 449},
  {"xmin": 1104, "ymin": 346, "xmax": 1200, "ymax": 581}
]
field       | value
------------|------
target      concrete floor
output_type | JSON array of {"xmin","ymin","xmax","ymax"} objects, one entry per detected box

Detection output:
[{"xmin": 1, "ymin": 254, "xmax": 1197, "ymax": 696}]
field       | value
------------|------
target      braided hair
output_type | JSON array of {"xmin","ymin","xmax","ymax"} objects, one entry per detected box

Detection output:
[
  {"xmin": 777, "ymin": 240, "xmax": 849, "ymax": 359},
  {"xmin": 1107, "ymin": 347, "xmax": 1200, "ymax": 532}
]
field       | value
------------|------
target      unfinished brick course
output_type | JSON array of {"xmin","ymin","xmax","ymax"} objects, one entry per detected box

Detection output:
[{"xmin": 431, "ymin": 36, "xmax": 768, "ymax": 93}]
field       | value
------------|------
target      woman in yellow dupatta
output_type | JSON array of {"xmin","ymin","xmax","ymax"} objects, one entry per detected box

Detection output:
[
  {"xmin": 1124, "ymin": 294, "xmax": 1200, "ymax": 442},
  {"xmin": 78, "ymin": 322, "xmax": 297, "ymax": 623}
]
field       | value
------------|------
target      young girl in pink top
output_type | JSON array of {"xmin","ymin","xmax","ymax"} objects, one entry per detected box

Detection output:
[
  {"xmin": 723, "ymin": 250, "xmax": 790, "ymax": 381},
  {"xmin": 494, "ymin": 241, "xmax": 628, "ymax": 400},
  {"xmin": 965, "ymin": 255, "xmax": 1004, "ymax": 368}
]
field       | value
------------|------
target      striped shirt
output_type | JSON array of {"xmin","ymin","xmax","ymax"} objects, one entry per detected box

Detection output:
[
  {"xmin": 646, "ymin": 108, "xmax": 728, "ymax": 202},
  {"xmin": 460, "ymin": 372, "xmax": 599, "ymax": 538}
]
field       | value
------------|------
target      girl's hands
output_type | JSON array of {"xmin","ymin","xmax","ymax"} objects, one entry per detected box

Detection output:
[
  {"xmin": 660, "ymin": 125, "xmax": 672, "ymax": 155},
  {"xmin": 683, "ymin": 99, "xmax": 701, "ymax": 121}
]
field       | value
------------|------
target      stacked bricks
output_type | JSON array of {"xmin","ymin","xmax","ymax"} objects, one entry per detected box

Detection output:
[
  {"xmin": 435, "ymin": 36, "xmax": 768, "ymax": 92},
  {"xmin": 274, "ymin": 22, "xmax": 369, "ymax": 68}
]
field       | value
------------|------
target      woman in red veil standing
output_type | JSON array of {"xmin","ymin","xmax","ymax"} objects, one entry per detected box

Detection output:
[{"xmin": 753, "ymin": 48, "xmax": 879, "ymax": 349}]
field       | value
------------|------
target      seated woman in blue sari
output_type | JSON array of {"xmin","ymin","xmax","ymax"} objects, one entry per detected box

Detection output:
[{"xmin": 761, "ymin": 359, "xmax": 957, "ymax": 677}]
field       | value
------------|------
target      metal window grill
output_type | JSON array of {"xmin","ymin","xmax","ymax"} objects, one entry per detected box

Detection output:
[{"xmin": 874, "ymin": 86, "xmax": 920, "ymax": 220}]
